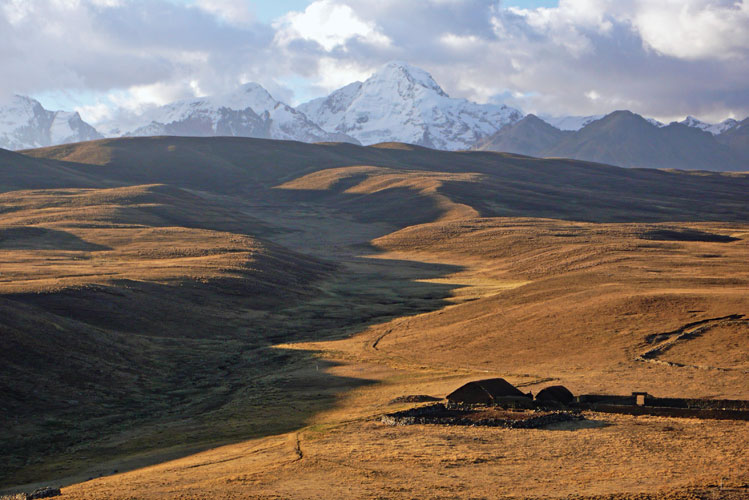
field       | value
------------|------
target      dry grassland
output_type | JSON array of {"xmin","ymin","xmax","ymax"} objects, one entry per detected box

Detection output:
[
  {"xmin": 55, "ymin": 216, "xmax": 749, "ymax": 499},
  {"xmin": 2, "ymin": 138, "xmax": 748, "ymax": 499}
]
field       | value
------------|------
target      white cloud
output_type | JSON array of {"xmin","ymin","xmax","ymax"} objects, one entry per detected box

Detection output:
[
  {"xmin": 1, "ymin": 0, "xmax": 34, "ymax": 24},
  {"xmin": 75, "ymin": 101, "xmax": 115, "ymax": 123},
  {"xmin": 632, "ymin": 0, "xmax": 749, "ymax": 60},
  {"xmin": 274, "ymin": 0, "xmax": 390, "ymax": 51},
  {"xmin": 193, "ymin": 0, "xmax": 254, "ymax": 26},
  {"xmin": 111, "ymin": 81, "xmax": 197, "ymax": 111},
  {"xmin": 0, "ymin": 0, "xmax": 746, "ymax": 125},
  {"xmin": 313, "ymin": 57, "xmax": 371, "ymax": 91}
]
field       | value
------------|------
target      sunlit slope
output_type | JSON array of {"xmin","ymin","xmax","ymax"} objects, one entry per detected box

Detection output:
[
  {"xmin": 23, "ymin": 136, "xmax": 749, "ymax": 222},
  {"xmin": 345, "ymin": 218, "xmax": 749, "ymax": 397},
  {"xmin": 53, "ymin": 217, "xmax": 749, "ymax": 500}
]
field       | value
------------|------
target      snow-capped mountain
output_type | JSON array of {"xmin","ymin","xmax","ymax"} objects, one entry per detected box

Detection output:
[
  {"xmin": 645, "ymin": 117, "xmax": 666, "ymax": 128},
  {"xmin": 0, "ymin": 95, "xmax": 102, "ymax": 150},
  {"xmin": 679, "ymin": 116, "xmax": 739, "ymax": 135},
  {"xmin": 123, "ymin": 83, "xmax": 358, "ymax": 144},
  {"xmin": 298, "ymin": 62, "xmax": 523, "ymax": 150}
]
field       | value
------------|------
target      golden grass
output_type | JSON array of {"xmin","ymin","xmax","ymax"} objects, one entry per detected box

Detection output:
[
  {"xmin": 3, "ymin": 138, "xmax": 749, "ymax": 498},
  {"xmin": 48, "ymin": 215, "xmax": 749, "ymax": 500}
]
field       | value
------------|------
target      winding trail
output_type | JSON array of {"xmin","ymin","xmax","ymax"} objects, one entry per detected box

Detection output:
[{"xmin": 635, "ymin": 314, "xmax": 748, "ymax": 372}]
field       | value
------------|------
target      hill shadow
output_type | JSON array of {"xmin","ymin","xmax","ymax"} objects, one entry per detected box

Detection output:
[
  {"xmin": 0, "ymin": 227, "xmax": 111, "ymax": 251},
  {"xmin": 0, "ymin": 241, "xmax": 464, "ymax": 490}
]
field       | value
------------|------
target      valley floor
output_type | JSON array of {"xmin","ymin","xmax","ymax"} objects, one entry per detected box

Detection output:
[{"xmin": 20, "ymin": 216, "xmax": 749, "ymax": 500}]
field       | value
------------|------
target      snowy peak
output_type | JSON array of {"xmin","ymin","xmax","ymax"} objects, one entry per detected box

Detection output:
[
  {"xmin": 124, "ymin": 83, "xmax": 358, "ymax": 144},
  {"xmin": 0, "ymin": 95, "xmax": 102, "ymax": 150},
  {"xmin": 646, "ymin": 117, "xmax": 665, "ymax": 128},
  {"xmin": 679, "ymin": 115, "xmax": 739, "ymax": 135},
  {"xmin": 213, "ymin": 83, "xmax": 278, "ymax": 115},
  {"xmin": 368, "ymin": 61, "xmax": 449, "ymax": 98},
  {"xmin": 50, "ymin": 110, "xmax": 101, "ymax": 145},
  {"xmin": 298, "ymin": 61, "xmax": 522, "ymax": 150}
]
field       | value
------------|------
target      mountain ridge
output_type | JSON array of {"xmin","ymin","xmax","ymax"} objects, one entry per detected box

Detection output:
[
  {"xmin": 479, "ymin": 109, "xmax": 747, "ymax": 171},
  {"xmin": 121, "ymin": 83, "xmax": 359, "ymax": 144},
  {"xmin": 3, "ymin": 62, "xmax": 746, "ymax": 168}
]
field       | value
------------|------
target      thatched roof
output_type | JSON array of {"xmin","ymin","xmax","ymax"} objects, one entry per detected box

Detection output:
[
  {"xmin": 535, "ymin": 385, "xmax": 574, "ymax": 404},
  {"xmin": 446, "ymin": 378, "xmax": 526, "ymax": 405}
]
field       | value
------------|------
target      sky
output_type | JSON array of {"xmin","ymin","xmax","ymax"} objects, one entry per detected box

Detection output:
[{"xmin": 1, "ymin": 0, "xmax": 747, "ymax": 127}]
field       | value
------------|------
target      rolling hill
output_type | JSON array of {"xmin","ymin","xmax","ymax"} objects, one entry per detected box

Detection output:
[
  {"xmin": 21, "ymin": 136, "xmax": 749, "ymax": 222},
  {"xmin": 1, "ymin": 136, "xmax": 748, "ymax": 498}
]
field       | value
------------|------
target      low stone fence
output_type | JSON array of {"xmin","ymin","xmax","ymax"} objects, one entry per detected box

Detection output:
[{"xmin": 381, "ymin": 404, "xmax": 582, "ymax": 428}]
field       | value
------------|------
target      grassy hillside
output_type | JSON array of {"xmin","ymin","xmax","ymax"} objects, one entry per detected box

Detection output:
[
  {"xmin": 22, "ymin": 136, "xmax": 749, "ymax": 223},
  {"xmin": 2, "ymin": 137, "xmax": 748, "ymax": 497}
]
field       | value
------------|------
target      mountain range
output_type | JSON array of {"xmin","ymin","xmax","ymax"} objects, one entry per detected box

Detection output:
[
  {"xmin": 477, "ymin": 111, "xmax": 748, "ymax": 171},
  {"xmin": 1, "ymin": 63, "xmax": 746, "ymax": 171},
  {"xmin": 0, "ymin": 95, "xmax": 102, "ymax": 150},
  {"xmin": 118, "ymin": 82, "xmax": 357, "ymax": 144}
]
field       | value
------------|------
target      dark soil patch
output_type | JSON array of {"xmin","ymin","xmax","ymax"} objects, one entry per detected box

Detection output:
[{"xmin": 640, "ymin": 229, "xmax": 739, "ymax": 243}]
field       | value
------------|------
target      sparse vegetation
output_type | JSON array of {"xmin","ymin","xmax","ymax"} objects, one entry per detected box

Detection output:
[{"xmin": 1, "ymin": 137, "xmax": 747, "ymax": 498}]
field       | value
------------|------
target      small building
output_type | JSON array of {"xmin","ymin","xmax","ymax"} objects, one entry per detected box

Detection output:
[
  {"xmin": 446, "ymin": 378, "xmax": 528, "ymax": 406},
  {"xmin": 535, "ymin": 385, "xmax": 574, "ymax": 405}
]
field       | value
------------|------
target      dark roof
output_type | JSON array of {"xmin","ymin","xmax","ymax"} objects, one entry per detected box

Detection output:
[
  {"xmin": 446, "ymin": 378, "xmax": 526, "ymax": 405},
  {"xmin": 535, "ymin": 385, "xmax": 574, "ymax": 404}
]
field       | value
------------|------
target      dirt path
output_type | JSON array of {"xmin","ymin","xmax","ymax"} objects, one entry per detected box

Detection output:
[{"xmin": 635, "ymin": 315, "xmax": 748, "ymax": 372}]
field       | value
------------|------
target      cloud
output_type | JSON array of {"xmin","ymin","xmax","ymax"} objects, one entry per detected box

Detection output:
[
  {"xmin": 193, "ymin": 0, "xmax": 255, "ymax": 26},
  {"xmin": 0, "ymin": 0, "xmax": 292, "ymax": 119},
  {"xmin": 483, "ymin": 0, "xmax": 749, "ymax": 120},
  {"xmin": 274, "ymin": 0, "xmax": 391, "ymax": 51},
  {"xmin": 632, "ymin": 0, "xmax": 749, "ymax": 60},
  {"xmin": 1, "ymin": 0, "xmax": 746, "ymax": 125}
]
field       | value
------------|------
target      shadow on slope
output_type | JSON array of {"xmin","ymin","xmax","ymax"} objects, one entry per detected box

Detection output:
[
  {"xmin": 0, "ymin": 227, "xmax": 110, "ymax": 251},
  {"xmin": 0, "ymin": 180, "xmax": 464, "ymax": 489},
  {"xmin": 22, "ymin": 136, "xmax": 749, "ymax": 223}
]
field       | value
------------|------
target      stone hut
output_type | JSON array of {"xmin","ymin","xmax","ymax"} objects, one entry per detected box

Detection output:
[
  {"xmin": 446, "ymin": 378, "xmax": 528, "ymax": 406},
  {"xmin": 535, "ymin": 385, "xmax": 574, "ymax": 405}
]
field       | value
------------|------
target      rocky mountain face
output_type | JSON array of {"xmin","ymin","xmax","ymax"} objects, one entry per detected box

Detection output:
[
  {"xmin": 0, "ymin": 95, "xmax": 102, "ymax": 150},
  {"xmin": 298, "ymin": 61, "xmax": 523, "ymax": 150},
  {"xmin": 123, "ymin": 83, "xmax": 358, "ymax": 144},
  {"xmin": 715, "ymin": 117, "xmax": 749, "ymax": 163},
  {"xmin": 478, "ymin": 110, "xmax": 747, "ymax": 171}
]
